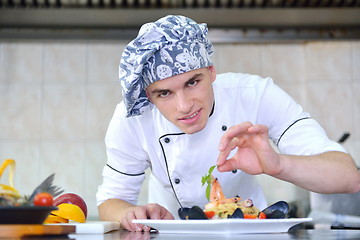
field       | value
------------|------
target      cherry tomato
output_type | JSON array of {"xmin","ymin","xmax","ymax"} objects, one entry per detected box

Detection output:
[{"xmin": 33, "ymin": 192, "xmax": 54, "ymax": 206}]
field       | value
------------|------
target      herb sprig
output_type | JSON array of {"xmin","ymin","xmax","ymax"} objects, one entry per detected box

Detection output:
[{"xmin": 201, "ymin": 165, "xmax": 216, "ymax": 201}]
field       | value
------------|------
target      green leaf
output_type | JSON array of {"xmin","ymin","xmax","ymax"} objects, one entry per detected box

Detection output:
[
  {"xmin": 206, "ymin": 184, "xmax": 211, "ymax": 201},
  {"xmin": 202, "ymin": 165, "xmax": 216, "ymax": 201}
]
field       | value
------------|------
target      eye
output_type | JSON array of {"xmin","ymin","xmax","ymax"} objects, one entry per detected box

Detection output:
[
  {"xmin": 187, "ymin": 79, "xmax": 198, "ymax": 87},
  {"xmin": 158, "ymin": 90, "xmax": 170, "ymax": 98}
]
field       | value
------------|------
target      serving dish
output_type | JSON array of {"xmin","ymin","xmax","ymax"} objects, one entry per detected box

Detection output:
[{"xmin": 133, "ymin": 218, "xmax": 313, "ymax": 234}]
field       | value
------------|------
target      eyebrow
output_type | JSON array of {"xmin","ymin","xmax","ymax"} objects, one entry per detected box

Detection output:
[{"xmin": 150, "ymin": 73, "xmax": 203, "ymax": 94}]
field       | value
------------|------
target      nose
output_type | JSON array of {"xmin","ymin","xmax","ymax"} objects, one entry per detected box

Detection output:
[{"xmin": 176, "ymin": 91, "xmax": 193, "ymax": 113}]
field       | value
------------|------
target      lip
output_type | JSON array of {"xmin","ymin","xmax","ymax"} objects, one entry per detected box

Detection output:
[{"xmin": 178, "ymin": 109, "xmax": 202, "ymax": 125}]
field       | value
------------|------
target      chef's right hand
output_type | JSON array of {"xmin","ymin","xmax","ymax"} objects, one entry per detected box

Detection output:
[{"xmin": 121, "ymin": 203, "xmax": 174, "ymax": 232}]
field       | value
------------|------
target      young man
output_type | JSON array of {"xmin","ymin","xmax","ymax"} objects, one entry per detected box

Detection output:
[{"xmin": 97, "ymin": 15, "xmax": 360, "ymax": 232}]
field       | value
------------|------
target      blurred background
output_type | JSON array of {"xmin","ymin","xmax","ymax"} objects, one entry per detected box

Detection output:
[{"xmin": 0, "ymin": 0, "xmax": 359, "ymax": 222}]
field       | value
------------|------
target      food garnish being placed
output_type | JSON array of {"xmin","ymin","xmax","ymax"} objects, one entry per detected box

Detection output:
[{"xmin": 179, "ymin": 165, "xmax": 289, "ymax": 220}]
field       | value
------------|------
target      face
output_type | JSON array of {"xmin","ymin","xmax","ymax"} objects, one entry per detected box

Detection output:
[{"xmin": 146, "ymin": 66, "xmax": 217, "ymax": 134}]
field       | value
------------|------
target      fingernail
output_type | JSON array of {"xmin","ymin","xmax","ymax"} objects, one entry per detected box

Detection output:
[
  {"xmin": 219, "ymin": 143, "xmax": 223, "ymax": 150},
  {"xmin": 144, "ymin": 226, "xmax": 151, "ymax": 231},
  {"xmin": 135, "ymin": 225, "xmax": 141, "ymax": 231}
]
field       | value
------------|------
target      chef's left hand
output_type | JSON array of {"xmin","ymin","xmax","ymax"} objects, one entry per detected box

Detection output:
[{"xmin": 216, "ymin": 122, "xmax": 282, "ymax": 176}]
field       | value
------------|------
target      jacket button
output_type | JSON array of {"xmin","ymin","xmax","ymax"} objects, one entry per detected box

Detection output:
[
  {"xmin": 232, "ymin": 170, "xmax": 237, "ymax": 173},
  {"xmin": 222, "ymin": 125, "xmax": 227, "ymax": 131},
  {"xmin": 174, "ymin": 178, "xmax": 180, "ymax": 184},
  {"xmin": 164, "ymin": 138, "xmax": 170, "ymax": 143}
]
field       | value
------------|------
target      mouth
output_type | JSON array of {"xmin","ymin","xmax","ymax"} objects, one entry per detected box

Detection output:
[
  {"xmin": 179, "ymin": 109, "xmax": 201, "ymax": 123},
  {"xmin": 182, "ymin": 111, "xmax": 199, "ymax": 120}
]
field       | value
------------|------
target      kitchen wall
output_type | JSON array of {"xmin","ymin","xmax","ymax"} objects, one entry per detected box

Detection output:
[{"xmin": 0, "ymin": 40, "xmax": 359, "ymax": 219}]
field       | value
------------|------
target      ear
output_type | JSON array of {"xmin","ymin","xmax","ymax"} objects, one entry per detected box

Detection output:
[
  {"xmin": 208, "ymin": 65, "xmax": 217, "ymax": 82},
  {"xmin": 145, "ymin": 89, "xmax": 153, "ymax": 103}
]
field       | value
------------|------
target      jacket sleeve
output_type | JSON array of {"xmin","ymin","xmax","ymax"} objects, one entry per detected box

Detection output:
[{"xmin": 96, "ymin": 102, "xmax": 151, "ymax": 206}]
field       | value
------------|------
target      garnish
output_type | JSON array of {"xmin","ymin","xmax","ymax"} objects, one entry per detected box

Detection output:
[{"xmin": 201, "ymin": 165, "xmax": 216, "ymax": 201}]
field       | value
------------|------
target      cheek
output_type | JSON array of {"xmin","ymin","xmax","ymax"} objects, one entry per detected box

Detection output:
[{"xmin": 153, "ymin": 100, "xmax": 174, "ymax": 118}]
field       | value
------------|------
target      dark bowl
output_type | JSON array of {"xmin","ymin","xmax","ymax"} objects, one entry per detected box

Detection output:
[{"xmin": 0, "ymin": 206, "xmax": 58, "ymax": 224}]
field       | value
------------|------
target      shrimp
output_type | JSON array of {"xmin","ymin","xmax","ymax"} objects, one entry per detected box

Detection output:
[
  {"xmin": 209, "ymin": 176, "xmax": 225, "ymax": 202},
  {"xmin": 205, "ymin": 175, "xmax": 241, "ymax": 210}
]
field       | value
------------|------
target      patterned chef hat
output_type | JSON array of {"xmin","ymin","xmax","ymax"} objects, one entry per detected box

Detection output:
[{"xmin": 119, "ymin": 15, "xmax": 214, "ymax": 117}]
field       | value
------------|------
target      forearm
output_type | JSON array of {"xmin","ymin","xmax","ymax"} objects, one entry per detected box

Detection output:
[{"xmin": 274, "ymin": 151, "xmax": 360, "ymax": 194}]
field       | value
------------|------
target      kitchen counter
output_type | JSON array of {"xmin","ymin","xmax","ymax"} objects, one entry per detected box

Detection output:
[
  {"xmin": 105, "ymin": 229, "xmax": 360, "ymax": 240},
  {"xmin": 17, "ymin": 229, "xmax": 360, "ymax": 240}
]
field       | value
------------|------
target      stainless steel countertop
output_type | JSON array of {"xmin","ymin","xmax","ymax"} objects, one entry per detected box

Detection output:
[{"xmin": 67, "ymin": 229, "xmax": 360, "ymax": 240}]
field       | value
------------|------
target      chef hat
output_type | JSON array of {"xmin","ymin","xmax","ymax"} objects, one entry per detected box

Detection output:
[{"xmin": 119, "ymin": 15, "xmax": 214, "ymax": 117}]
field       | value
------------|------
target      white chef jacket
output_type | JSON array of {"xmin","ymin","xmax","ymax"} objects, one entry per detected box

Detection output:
[{"xmin": 96, "ymin": 72, "xmax": 346, "ymax": 218}]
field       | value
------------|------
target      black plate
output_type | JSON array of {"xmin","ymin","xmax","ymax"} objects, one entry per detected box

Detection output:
[{"xmin": 0, "ymin": 206, "xmax": 58, "ymax": 224}]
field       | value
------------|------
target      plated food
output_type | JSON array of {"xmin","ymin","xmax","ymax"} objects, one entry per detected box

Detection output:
[{"xmin": 178, "ymin": 165, "xmax": 289, "ymax": 220}]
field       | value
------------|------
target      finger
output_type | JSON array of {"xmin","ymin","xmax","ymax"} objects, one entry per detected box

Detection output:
[
  {"xmin": 134, "ymin": 207, "xmax": 151, "ymax": 232},
  {"xmin": 219, "ymin": 122, "xmax": 253, "ymax": 151},
  {"xmin": 217, "ymin": 156, "xmax": 239, "ymax": 172},
  {"xmin": 217, "ymin": 137, "xmax": 239, "ymax": 166},
  {"xmin": 147, "ymin": 204, "xmax": 161, "ymax": 219},
  {"xmin": 122, "ymin": 211, "xmax": 139, "ymax": 231},
  {"xmin": 127, "ymin": 208, "xmax": 150, "ymax": 232},
  {"xmin": 147, "ymin": 204, "xmax": 174, "ymax": 220},
  {"xmin": 248, "ymin": 124, "xmax": 268, "ymax": 134}
]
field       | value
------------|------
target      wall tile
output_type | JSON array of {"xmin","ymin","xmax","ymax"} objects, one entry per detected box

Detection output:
[
  {"xmin": 213, "ymin": 44, "xmax": 262, "ymax": 75},
  {"xmin": 83, "ymin": 140, "xmax": 107, "ymax": 218},
  {"xmin": 85, "ymin": 83, "xmax": 122, "ymax": 139},
  {"xmin": 87, "ymin": 42, "xmax": 125, "ymax": 83},
  {"xmin": 0, "ymin": 43, "xmax": 3, "ymax": 82},
  {"xmin": 41, "ymin": 85, "xmax": 85, "ymax": 139},
  {"xmin": 40, "ymin": 140, "xmax": 85, "ymax": 195},
  {"xmin": 354, "ymin": 82, "xmax": 360, "ymax": 142},
  {"xmin": 353, "ymin": 42, "xmax": 360, "ymax": 80},
  {"xmin": 305, "ymin": 42, "xmax": 352, "ymax": 82},
  {"xmin": 0, "ymin": 85, "xmax": 41, "ymax": 139},
  {"xmin": 277, "ymin": 83, "xmax": 307, "ymax": 108},
  {"xmin": 0, "ymin": 140, "xmax": 40, "ymax": 196},
  {"xmin": 0, "ymin": 42, "xmax": 43, "ymax": 84},
  {"xmin": 43, "ymin": 43, "xmax": 86, "ymax": 83},
  {"xmin": 306, "ymin": 82, "xmax": 353, "ymax": 141},
  {"xmin": 262, "ymin": 44, "xmax": 305, "ymax": 84}
]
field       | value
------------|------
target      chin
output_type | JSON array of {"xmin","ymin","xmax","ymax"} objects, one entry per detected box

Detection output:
[{"xmin": 181, "ymin": 123, "xmax": 206, "ymax": 134}]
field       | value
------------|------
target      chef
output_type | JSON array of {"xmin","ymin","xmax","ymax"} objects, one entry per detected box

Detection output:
[{"xmin": 96, "ymin": 15, "xmax": 360, "ymax": 232}]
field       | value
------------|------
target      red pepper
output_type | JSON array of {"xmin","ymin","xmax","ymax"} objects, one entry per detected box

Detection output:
[
  {"xmin": 243, "ymin": 214, "xmax": 257, "ymax": 219},
  {"xmin": 258, "ymin": 212, "xmax": 267, "ymax": 219}
]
